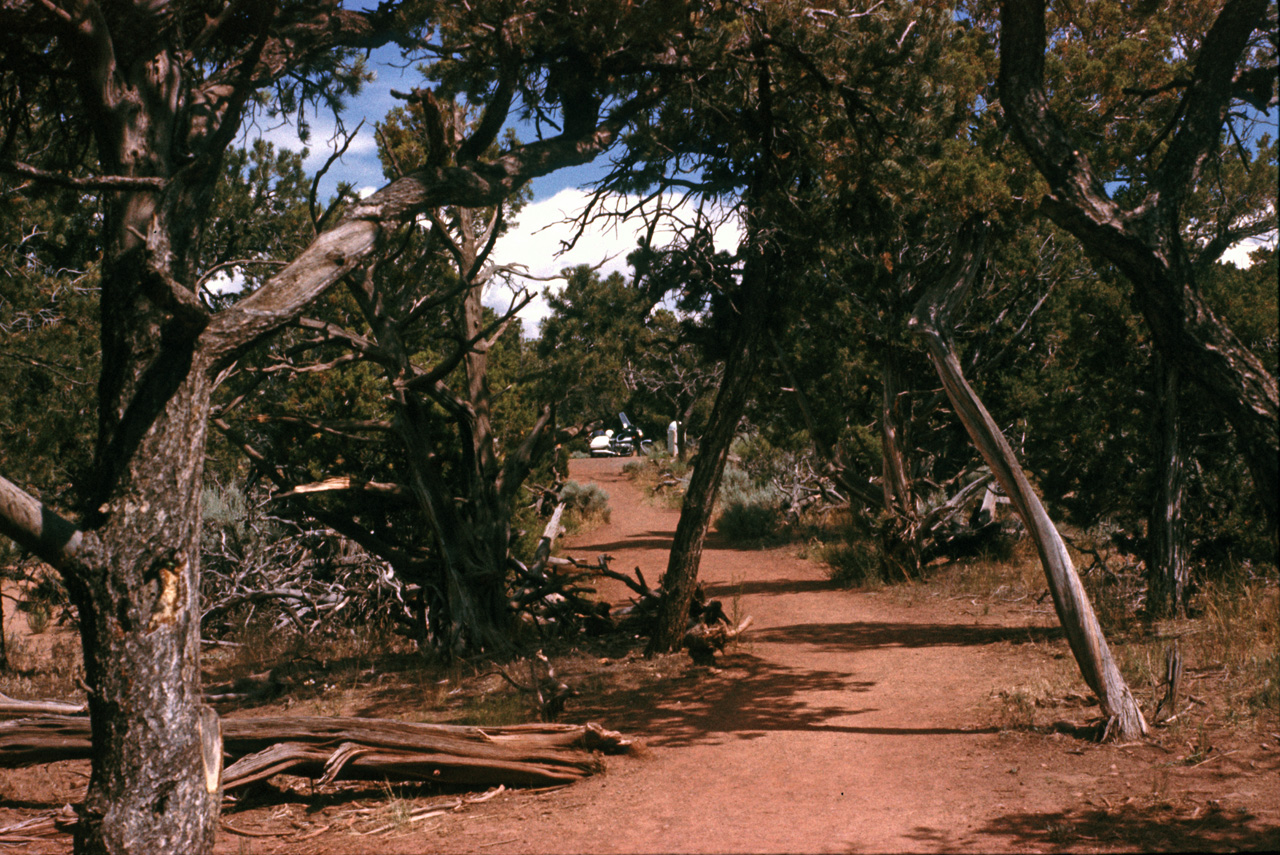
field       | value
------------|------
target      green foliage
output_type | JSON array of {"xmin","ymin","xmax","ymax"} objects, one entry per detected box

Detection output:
[
  {"xmin": 714, "ymin": 466, "xmax": 785, "ymax": 546},
  {"xmin": 823, "ymin": 537, "xmax": 887, "ymax": 590},
  {"xmin": 559, "ymin": 480, "xmax": 611, "ymax": 531},
  {"xmin": 537, "ymin": 267, "xmax": 652, "ymax": 426},
  {"xmin": 198, "ymin": 141, "xmax": 317, "ymax": 303},
  {"xmin": 0, "ymin": 191, "xmax": 101, "ymax": 518}
]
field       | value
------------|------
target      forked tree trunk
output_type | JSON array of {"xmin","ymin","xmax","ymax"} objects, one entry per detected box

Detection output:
[
  {"xmin": 999, "ymin": 0, "xmax": 1279, "ymax": 530},
  {"xmin": 1147, "ymin": 353, "xmax": 1188, "ymax": 617},
  {"xmin": 911, "ymin": 229, "xmax": 1147, "ymax": 740},
  {"xmin": 0, "ymin": 54, "xmax": 652, "ymax": 849}
]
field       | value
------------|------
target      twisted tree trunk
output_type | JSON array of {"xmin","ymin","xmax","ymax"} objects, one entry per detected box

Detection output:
[{"xmin": 910, "ymin": 227, "xmax": 1147, "ymax": 740}]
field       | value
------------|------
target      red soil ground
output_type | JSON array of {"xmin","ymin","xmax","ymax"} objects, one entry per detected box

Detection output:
[{"xmin": 2, "ymin": 455, "xmax": 1278, "ymax": 853}]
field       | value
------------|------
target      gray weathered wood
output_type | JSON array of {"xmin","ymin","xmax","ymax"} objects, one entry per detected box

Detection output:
[
  {"xmin": 0, "ymin": 714, "xmax": 631, "ymax": 792},
  {"xmin": 910, "ymin": 226, "xmax": 1147, "ymax": 740}
]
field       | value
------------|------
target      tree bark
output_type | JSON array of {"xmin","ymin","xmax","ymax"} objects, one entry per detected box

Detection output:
[
  {"xmin": 0, "ymin": 9, "xmax": 651, "ymax": 845},
  {"xmin": 880, "ymin": 354, "xmax": 917, "ymax": 524},
  {"xmin": 998, "ymin": 0, "xmax": 1279, "ymax": 530},
  {"xmin": 16, "ymin": 360, "xmax": 225, "ymax": 853},
  {"xmin": 646, "ymin": 245, "xmax": 778, "ymax": 655},
  {"xmin": 911, "ymin": 227, "xmax": 1147, "ymax": 740},
  {"xmin": 1147, "ymin": 353, "xmax": 1188, "ymax": 617}
]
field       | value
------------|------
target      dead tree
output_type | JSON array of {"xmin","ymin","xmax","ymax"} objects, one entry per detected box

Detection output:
[{"xmin": 910, "ymin": 224, "xmax": 1147, "ymax": 740}]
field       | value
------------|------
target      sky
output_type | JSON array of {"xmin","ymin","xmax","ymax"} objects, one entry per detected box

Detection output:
[
  {"xmin": 240, "ymin": 39, "xmax": 1271, "ymax": 332},
  {"xmin": 239, "ymin": 44, "xmax": 673, "ymax": 333}
]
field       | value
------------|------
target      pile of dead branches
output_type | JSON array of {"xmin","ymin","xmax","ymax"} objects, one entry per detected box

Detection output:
[
  {"xmin": 511, "ymin": 539, "xmax": 751, "ymax": 667},
  {"xmin": 201, "ymin": 487, "xmax": 405, "ymax": 640}
]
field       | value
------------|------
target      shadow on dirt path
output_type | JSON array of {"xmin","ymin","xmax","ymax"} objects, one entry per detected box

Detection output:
[{"xmin": 395, "ymin": 457, "xmax": 1277, "ymax": 855}]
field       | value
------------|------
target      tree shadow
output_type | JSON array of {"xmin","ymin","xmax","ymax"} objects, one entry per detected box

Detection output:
[
  {"xmin": 753, "ymin": 620, "xmax": 1062, "ymax": 652},
  {"xmin": 704, "ymin": 577, "xmax": 836, "ymax": 597},
  {"xmin": 566, "ymin": 530, "xmax": 677, "ymax": 554},
  {"xmin": 569, "ymin": 652, "xmax": 869, "ymax": 748},
  {"xmin": 569, "ymin": 652, "xmax": 996, "ymax": 750},
  {"xmin": 973, "ymin": 803, "xmax": 1280, "ymax": 852}
]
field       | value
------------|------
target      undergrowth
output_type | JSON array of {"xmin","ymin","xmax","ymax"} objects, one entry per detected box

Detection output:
[
  {"xmin": 714, "ymin": 467, "xmax": 786, "ymax": 546},
  {"xmin": 559, "ymin": 480, "xmax": 611, "ymax": 532}
]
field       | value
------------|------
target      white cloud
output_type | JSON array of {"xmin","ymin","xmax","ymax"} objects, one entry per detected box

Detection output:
[
  {"xmin": 1221, "ymin": 230, "xmax": 1276, "ymax": 268},
  {"xmin": 487, "ymin": 188, "xmax": 741, "ymax": 332}
]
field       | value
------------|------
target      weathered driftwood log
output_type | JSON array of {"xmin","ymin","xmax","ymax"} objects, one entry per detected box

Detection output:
[
  {"xmin": 0, "ymin": 691, "xmax": 87, "ymax": 717},
  {"xmin": 909, "ymin": 223, "xmax": 1147, "ymax": 740},
  {"xmin": 0, "ymin": 715, "xmax": 631, "ymax": 791}
]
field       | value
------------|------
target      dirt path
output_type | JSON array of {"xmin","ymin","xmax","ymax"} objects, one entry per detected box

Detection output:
[
  {"xmin": 411, "ymin": 458, "xmax": 1279, "ymax": 854},
  {"xmin": 4, "ymin": 458, "xmax": 1277, "ymax": 853}
]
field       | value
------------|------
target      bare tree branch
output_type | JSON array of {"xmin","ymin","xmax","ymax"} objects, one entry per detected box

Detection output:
[
  {"xmin": 0, "ymin": 159, "xmax": 166, "ymax": 190},
  {"xmin": 0, "ymin": 474, "xmax": 85, "ymax": 568}
]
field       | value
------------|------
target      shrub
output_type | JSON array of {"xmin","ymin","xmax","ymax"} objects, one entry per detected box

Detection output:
[
  {"xmin": 16, "ymin": 570, "xmax": 72, "ymax": 633},
  {"xmin": 815, "ymin": 509, "xmax": 892, "ymax": 588},
  {"xmin": 621, "ymin": 459, "xmax": 647, "ymax": 476},
  {"xmin": 715, "ymin": 467, "xmax": 785, "ymax": 545},
  {"xmin": 822, "ymin": 539, "xmax": 886, "ymax": 588},
  {"xmin": 559, "ymin": 480, "xmax": 611, "ymax": 531},
  {"xmin": 202, "ymin": 482, "xmax": 248, "ymax": 536}
]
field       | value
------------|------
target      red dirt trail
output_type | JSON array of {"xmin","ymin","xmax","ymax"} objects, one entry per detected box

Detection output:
[
  {"xmin": 406, "ymin": 457, "xmax": 1280, "ymax": 854},
  {"xmin": 3, "ymin": 456, "xmax": 1276, "ymax": 854}
]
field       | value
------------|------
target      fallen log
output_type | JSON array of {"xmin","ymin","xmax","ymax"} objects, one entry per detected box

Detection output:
[
  {"xmin": 0, "ymin": 804, "xmax": 78, "ymax": 846},
  {"xmin": 0, "ymin": 714, "xmax": 632, "ymax": 792},
  {"xmin": 0, "ymin": 691, "xmax": 86, "ymax": 717}
]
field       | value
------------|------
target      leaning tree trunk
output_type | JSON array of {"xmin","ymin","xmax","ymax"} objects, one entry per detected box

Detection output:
[
  {"xmin": 1147, "ymin": 353, "xmax": 1188, "ymax": 618},
  {"xmin": 911, "ymin": 227, "xmax": 1147, "ymax": 740},
  {"xmin": 646, "ymin": 244, "xmax": 777, "ymax": 655}
]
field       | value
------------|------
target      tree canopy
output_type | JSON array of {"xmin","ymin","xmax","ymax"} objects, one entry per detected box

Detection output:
[{"xmin": 0, "ymin": 0, "xmax": 1274, "ymax": 849}]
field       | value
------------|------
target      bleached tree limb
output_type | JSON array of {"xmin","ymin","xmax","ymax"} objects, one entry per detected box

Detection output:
[
  {"xmin": 910, "ymin": 225, "xmax": 1147, "ymax": 740},
  {"xmin": 0, "ymin": 475, "xmax": 86, "ymax": 568}
]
